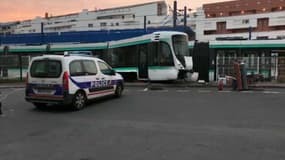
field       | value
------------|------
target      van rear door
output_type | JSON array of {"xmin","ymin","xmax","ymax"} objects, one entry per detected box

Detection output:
[{"xmin": 27, "ymin": 59, "xmax": 63, "ymax": 98}]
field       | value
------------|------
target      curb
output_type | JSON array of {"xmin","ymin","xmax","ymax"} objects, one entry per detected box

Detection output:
[
  {"xmin": 0, "ymin": 85, "xmax": 25, "ymax": 89},
  {"xmin": 126, "ymin": 83, "xmax": 285, "ymax": 89},
  {"xmin": 0, "ymin": 83, "xmax": 285, "ymax": 89}
]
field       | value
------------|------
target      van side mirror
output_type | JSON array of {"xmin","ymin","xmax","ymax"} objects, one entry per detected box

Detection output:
[{"xmin": 110, "ymin": 70, "xmax": 116, "ymax": 75}]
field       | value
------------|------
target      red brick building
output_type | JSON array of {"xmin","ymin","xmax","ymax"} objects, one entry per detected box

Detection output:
[
  {"xmin": 203, "ymin": 0, "xmax": 285, "ymax": 18},
  {"xmin": 192, "ymin": 0, "xmax": 285, "ymax": 38}
]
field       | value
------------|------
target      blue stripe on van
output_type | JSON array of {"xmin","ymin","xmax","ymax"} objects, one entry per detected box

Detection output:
[
  {"xmin": 69, "ymin": 76, "xmax": 122, "ymax": 89},
  {"xmin": 69, "ymin": 77, "xmax": 92, "ymax": 89}
]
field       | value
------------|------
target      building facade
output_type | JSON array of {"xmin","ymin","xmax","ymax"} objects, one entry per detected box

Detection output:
[
  {"xmin": 189, "ymin": 0, "xmax": 285, "ymax": 41},
  {"xmin": 186, "ymin": 0, "xmax": 285, "ymax": 82},
  {"xmin": 0, "ymin": 1, "xmax": 171, "ymax": 34}
]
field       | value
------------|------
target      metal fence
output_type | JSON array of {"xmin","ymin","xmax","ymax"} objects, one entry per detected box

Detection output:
[
  {"xmin": 0, "ymin": 55, "xmax": 30, "ymax": 80},
  {"xmin": 216, "ymin": 56, "xmax": 285, "ymax": 82},
  {"xmin": 1, "ymin": 54, "xmax": 285, "ymax": 83}
]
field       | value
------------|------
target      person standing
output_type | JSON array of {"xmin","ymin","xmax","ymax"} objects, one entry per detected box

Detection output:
[
  {"xmin": 0, "ymin": 91, "xmax": 2, "ymax": 115},
  {"xmin": 0, "ymin": 100, "xmax": 2, "ymax": 115}
]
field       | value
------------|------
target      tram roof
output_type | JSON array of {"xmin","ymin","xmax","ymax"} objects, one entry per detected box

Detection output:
[{"xmin": 48, "ymin": 43, "xmax": 107, "ymax": 52}]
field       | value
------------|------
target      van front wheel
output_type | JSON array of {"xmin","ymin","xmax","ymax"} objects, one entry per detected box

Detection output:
[
  {"xmin": 72, "ymin": 91, "xmax": 86, "ymax": 110},
  {"xmin": 115, "ymin": 84, "xmax": 123, "ymax": 98}
]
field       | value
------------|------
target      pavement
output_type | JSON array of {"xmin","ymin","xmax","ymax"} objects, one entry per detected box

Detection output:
[
  {"xmin": 0, "ymin": 82, "xmax": 26, "ymax": 89},
  {"xmin": 1, "ymin": 85, "xmax": 285, "ymax": 160},
  {"xmin": 1, "ymin": 81, "xmax": 285, "ymax": 89}
]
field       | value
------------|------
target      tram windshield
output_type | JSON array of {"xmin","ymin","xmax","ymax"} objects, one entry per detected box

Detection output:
[
  {"xmin": 172, "ymin": 35, "xmax": 189, "ymax": 56},
  {"xmin": 172, "ymin": 35, "xmax": 189, "ymax": 66}
]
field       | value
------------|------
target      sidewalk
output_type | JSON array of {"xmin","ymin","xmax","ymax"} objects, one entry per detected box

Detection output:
[
  {"xmin": 0, "ymin": 82, "xmax": 25, "ymax": 89},
  {"xmin": 248, "ymin": 82, "xmax": 285, "ymax": 88},
  {"xmin": 1, "ymin": 81, "xmax": 285, "ymax": 89}
]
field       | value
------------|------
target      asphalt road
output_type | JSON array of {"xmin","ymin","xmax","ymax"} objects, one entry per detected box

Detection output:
[{"xmin": 1, "ymin": 87, "xmax": 285, "ymax": 160}]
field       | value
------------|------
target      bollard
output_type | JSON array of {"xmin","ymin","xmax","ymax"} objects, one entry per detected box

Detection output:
[
  {"xmin": 233, "ymin": 62, "xmax": 243, "ymax": 91},
  {"xmin": 218, "ymin": 79, "xmax": 224, "ymax": 91}
]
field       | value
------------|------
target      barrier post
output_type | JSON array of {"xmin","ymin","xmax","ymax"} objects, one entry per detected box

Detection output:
[
  {"xmin": 233, "ymin": 62, "xmax": 243, "ymax": 91},
  {"xmin": 218, "ymin": 78, "xmax": 224, "ymax": 91},
  {"xmin": 240, "ymin": 62, "xmax": 249, "ymax": 90}
]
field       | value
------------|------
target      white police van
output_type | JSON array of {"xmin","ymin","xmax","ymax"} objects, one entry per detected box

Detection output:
[{"xmin": 25, "ymin": 54, "xmax": 124, "ymax": 110}]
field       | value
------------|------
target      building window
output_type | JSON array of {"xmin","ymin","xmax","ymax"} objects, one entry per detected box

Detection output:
[
  {"xmin": 204, "ymin": 30, "xmax": 216, "ymax": 35},
  {"xmin": 100, "ymin": 22, "xmax": 107, "ymax": 27},
  {"xmin": 257, "ymin": 18, "xmax": 269, "ymax": 31},
  {"xmin": 116, "ymin": 23, "xmax": 119, "ymax": 26},
  {"xmin": 88, "ymin": 24, "xmax": 93, "ymax": 28},
  {"xmin": 257, "ymin": 36, "xmax": 268, "ymax": 40},
  {"xmin": 242, "ymin": 19, "xmax": 249, "ymax": 24},
  {"xmin": 262, "ymin": 8, "xmax": 267, "ymax": 12},
  {"xmin": 216, "ymin": 22, "xmax": 227, "ymax": 34},
  {"xmin": 158, "ymin": 3, "xmax": 163, "ymax": 16},
  {"xmin": 210, "ymin": 14, "xmax": 216, "ymax": 17}
]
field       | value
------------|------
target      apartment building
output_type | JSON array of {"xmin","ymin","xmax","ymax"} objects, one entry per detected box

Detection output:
[
  {"xmin": 0, "ymin": 1, "xmax": 170, "ymax": 34},
  {"xmin": 189, "ymin": 0, "xmax": 285, "ymax": 41}
]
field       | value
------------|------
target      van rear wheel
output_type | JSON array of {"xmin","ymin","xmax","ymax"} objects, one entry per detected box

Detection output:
[{"xmin": 72, "ymin": 91, "xmax": 86, "ymax": 110}]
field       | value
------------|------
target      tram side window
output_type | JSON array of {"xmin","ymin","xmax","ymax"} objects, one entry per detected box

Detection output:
[
  {"xmin": 111, "ymin": 45, "xmax": 138, "ymax": 67},
  {"xmin": 147, "ymin": 42, "xmax": 174, "ymax": 66},
  {"xmin": 159, "ymin": 42, "xmax": 174, "ymax": 66},
  {"xmin": 147, "ymin": 43, "xmax": 159, "ymax": 66}
]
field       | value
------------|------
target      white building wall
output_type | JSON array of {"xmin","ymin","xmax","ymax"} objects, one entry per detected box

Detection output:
[
  {"xmin": 226, "ymin": 18, "xmax": 257, "ymax": 29},
  {"xmin": 269, "ymin": 15, "xmax": 285, "ymax": 26},
  {"xmin": 189, "ymin": 9, "xmax": 285, "ymax": 42},
  {"xmin": 14, "ymin": 17, "xmax": 42, "ymax": 34},
  {"xmin": 7, "ymin": 1, "xmax": 168, "ymax": 34}
]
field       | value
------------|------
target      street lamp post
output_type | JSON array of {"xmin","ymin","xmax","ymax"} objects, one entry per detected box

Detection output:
[
  {"xmin": 173, "ymin": 0, "xmax": 177, "ymax": 28},
  {"xmin": 184, "ymin": 6, "xmax": 187, "ymax": 28}
]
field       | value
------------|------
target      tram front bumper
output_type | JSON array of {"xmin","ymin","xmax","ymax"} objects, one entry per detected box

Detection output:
[{"xmin": 178, "ymin": 69, "xmax": 194, "ymax": 79}]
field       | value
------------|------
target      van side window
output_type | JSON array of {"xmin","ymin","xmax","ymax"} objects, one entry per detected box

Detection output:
[
  {"xmin": 98, "ymin": 61, "xmax": 113, "ymax": 75},
  {"xmin": 70, "ymin": 61, "xmax": 84, "ymax": 76},
  {"xmin": 82, "ymin": 60, "xmax": 97, "ymax": 75}
]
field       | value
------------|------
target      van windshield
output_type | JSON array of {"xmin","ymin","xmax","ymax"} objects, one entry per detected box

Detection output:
[{"xmin": 30, "ymin": 60, "xmax": 62, "ymax": 78}]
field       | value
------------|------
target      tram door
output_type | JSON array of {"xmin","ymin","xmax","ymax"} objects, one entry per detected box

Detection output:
[{"xmin": 138, "ymin": 44, "xmax": 149, "ymax": 79}]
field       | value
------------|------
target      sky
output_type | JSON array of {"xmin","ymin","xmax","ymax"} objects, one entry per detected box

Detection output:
[{"xmin": 0, "ymin": 0, "xmax": 227, "ymax": 22}]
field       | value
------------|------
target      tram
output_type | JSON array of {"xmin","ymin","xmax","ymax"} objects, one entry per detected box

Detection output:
[
  {"xmin": 189, "ymin": 39, "xmax": 285, "ymax": 82},
  {"xmin": 2, "ymin": 31, "xmax": 195, "ymax": 81}
]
